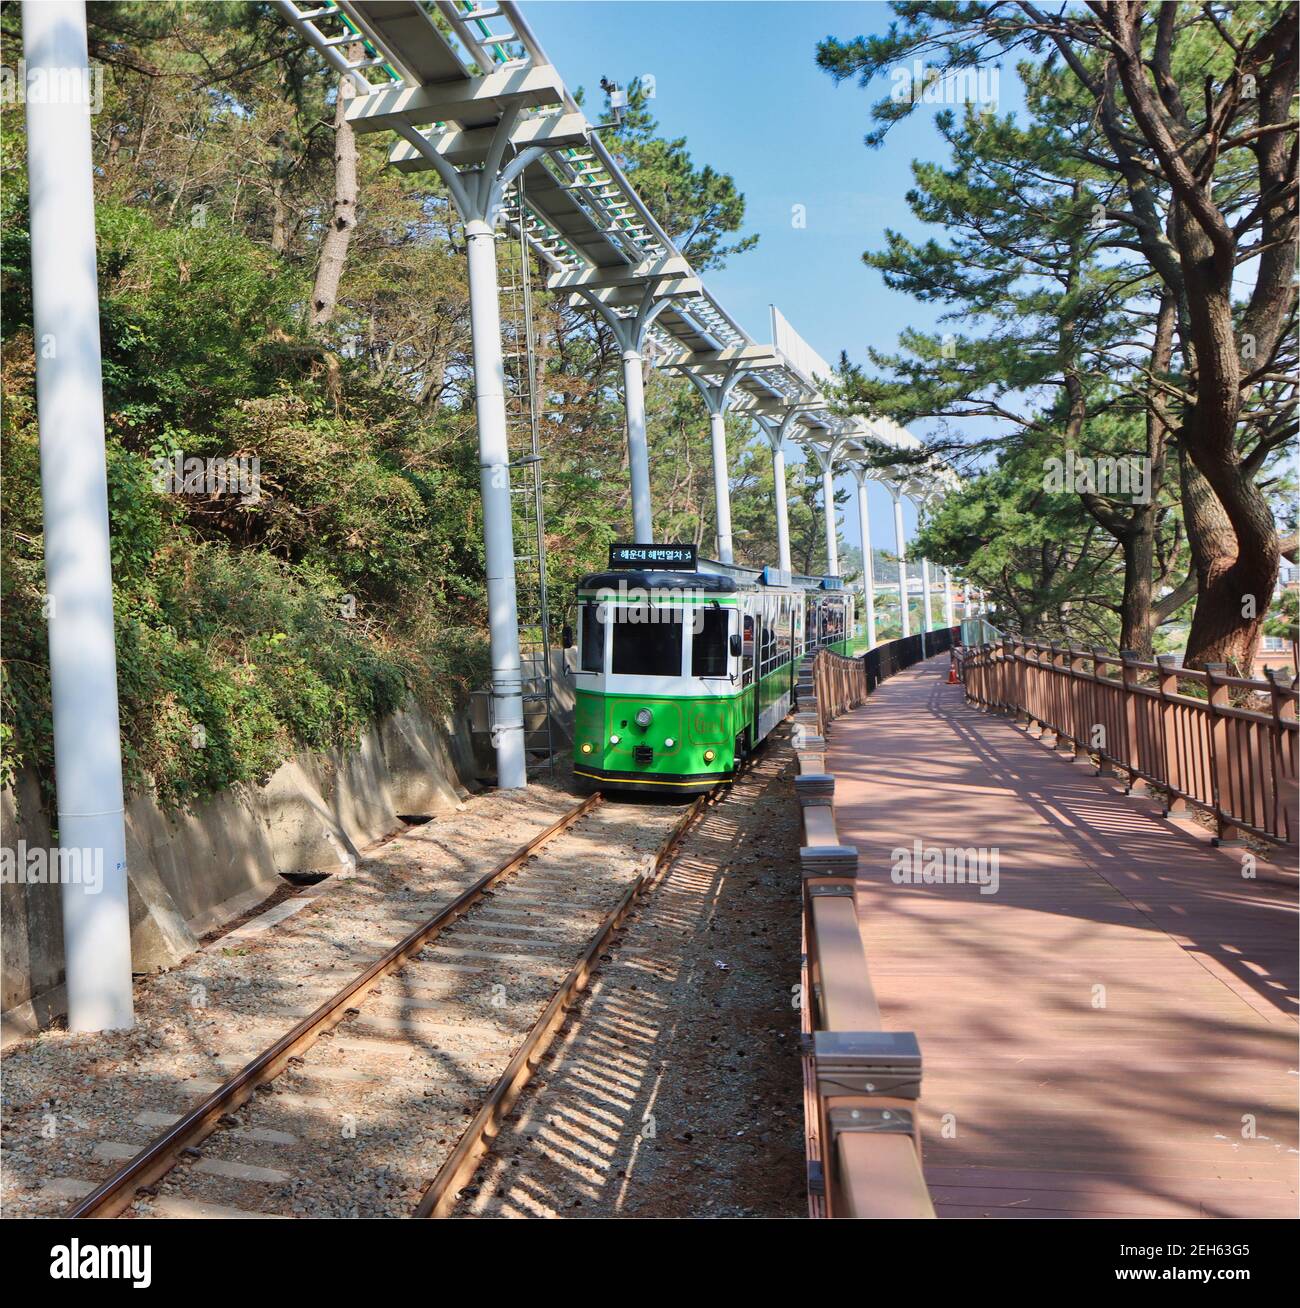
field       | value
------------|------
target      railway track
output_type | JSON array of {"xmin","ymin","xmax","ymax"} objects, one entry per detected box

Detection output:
[{"xmin": 67, "ymin": 783, "xmax": 729, "ymax": 1220}]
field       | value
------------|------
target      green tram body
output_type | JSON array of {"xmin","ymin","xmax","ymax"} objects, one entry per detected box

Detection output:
[{"xmin": 571, "ymin": 564, "xmax": 855, "ymax": 794}]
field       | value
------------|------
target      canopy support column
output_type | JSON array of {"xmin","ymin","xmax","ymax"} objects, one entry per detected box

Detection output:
[
  {"xmin": 755, "ymin": 413, "xmax": 799, "ymax": 575},
  {"xmin": 576, "ymin": 283, "xmax": 678, "ymax": 543},
  {"xmin": 683, "ymin": 364, "xmax": 743, "ymax": 565},
  {"xmin": 888, "ymin": 484, "xmax": 910, "ymax": 638},
  {"xmin": 384, "ymin": 106, "xmax": 545, "ymax": 789},
  {"xmin": 853, "ymin": 471, "xmax": 879, "ymax": 649},
  {"xmin": 920, "ymin": 556, "xmax": 933, "ymax": 655},
  {"xmin": 24, "ymin": 0, "xmax": 134, "ymax": 1032},
  {"xmin": 807, "ymin": 440, "xmax": 843, "ymax": 578}
]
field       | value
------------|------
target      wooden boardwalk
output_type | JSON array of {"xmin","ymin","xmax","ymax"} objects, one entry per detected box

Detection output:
[{"xmin": 829, "ymin": 656, "xmax": 1298, "ymax": 1219}]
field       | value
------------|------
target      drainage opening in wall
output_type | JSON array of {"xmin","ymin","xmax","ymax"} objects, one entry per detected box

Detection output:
[{"xmin": 279, "ymin": 870, "xmax": 332, "ymax": 887}]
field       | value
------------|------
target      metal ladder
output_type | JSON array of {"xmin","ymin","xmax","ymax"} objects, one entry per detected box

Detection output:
[{"xmin": 499, "ymin": 180, "xmax": 557, "ymax": 773}]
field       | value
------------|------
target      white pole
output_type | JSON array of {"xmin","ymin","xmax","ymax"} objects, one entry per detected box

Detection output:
[
  {"xmin": 855, "ymin": 472, "xmax": 877, "ymax": 649},
  {"xmin": 466, "ymin": 219, "xmax": 526, "ymax": 789},
  {"xmin": 821, "ymin": 463, "xmax": 839, "ymax": 576},
  {"xmin": 25, "ymin": 0, "xmax": 134, "ymax": 1032},
  {"xmin": 964, "ymin": 581, "xmax": 975, "ymax": 620},
  {"xmin": 771, "ymin": 439, "xmax": 792, "ymax": 574},
  {"xmin": 920, "ymin": 556, "xmax": 933, "ymax": 656},
  {"xmin": 943, "ymin": 566, "xmax": 956, "ymax": 628},
  {"xmin": 892, "ymin": 490, "xmax": 910, "ymax": 638},
  {"xmin": 709, "ymin": 410, "xmax": 734, "ymax": 565},
  {"xmin": 621, "ymin": 348, "xmax": 653, "ymax": 541}
]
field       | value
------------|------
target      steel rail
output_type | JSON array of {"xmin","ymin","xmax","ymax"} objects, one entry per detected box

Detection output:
[
  {"xmin": 66, "ymin": 792, "xmax": 602, "ymax": 1219},
  {"xmin": 413, "ymin": 770, "xmax": 742, "ymax": 1218}
]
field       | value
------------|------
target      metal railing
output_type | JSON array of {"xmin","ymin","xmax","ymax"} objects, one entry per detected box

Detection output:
[
  {"xmin": 792, "ymin": 652, "xmax": 935, "ymax": 1219},
  {"xmin": 863, "ymin": 626, "xmax": 958, "ymax": 694},
  {"xmin": 959, "ymin": 615, "xmax": 1002, "ymax": 648},
  {"xmin": 962, "ymin": 638, "xmax": 1299, "ymax": 847}
]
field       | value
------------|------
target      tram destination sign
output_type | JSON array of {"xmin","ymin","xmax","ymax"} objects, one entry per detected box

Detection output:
[{"xmin": 608, "ymin": 543, "xmax": 698, "ymax": 571}]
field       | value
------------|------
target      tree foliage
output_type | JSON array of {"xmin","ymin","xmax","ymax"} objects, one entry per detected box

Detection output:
[
  {"xmin": 819, "ymin": 1, "xmax": 1297, "ymax": 671},
  {"xmin": 0, "ymin": 2, "xmax": 774, "ymax": 803}
]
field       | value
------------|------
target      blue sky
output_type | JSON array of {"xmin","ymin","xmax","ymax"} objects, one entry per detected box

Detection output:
[{"xmin": 531, "ymin": 0, "xmax": 1009, "ymax": 556}]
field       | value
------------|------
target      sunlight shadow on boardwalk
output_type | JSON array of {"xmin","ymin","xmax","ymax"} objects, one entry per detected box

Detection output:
[{"xmin": 829, "ymin": 657, "xmax": 1299, "ymax": 1219}]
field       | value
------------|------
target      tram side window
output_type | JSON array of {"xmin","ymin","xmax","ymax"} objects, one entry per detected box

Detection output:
[
  {"xmin": 826, "ymin": 601, "xmax": 844, "ymax": 641},
  {"xmin": 759, "ymin": 600, "xmax": 777, "ymax": 675},
  {"xmin": 691, "ymin": 608, "xmax": 730, "ymax": 678},
  {"xmin": 580, "ymin": 602, "xmax": 605, "ymax": 672},
  {"xmin": 612, "ymin": 609, "xmax": 684, "ymax": 677},
  {"xmin": 776, "ymin": 596, "xmax": 792, "ymax": 662}
]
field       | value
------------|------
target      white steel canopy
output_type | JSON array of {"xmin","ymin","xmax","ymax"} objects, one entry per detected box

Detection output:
[
  {"xmin": 276, "ymin": 0, "xmax": 952, "ymax": 488},
  {"xmin": 276, "ymin": 0, "xmax": 961, "ymax": 782}
]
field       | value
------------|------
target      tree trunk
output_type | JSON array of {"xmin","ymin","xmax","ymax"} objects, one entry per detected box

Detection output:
[
  {"xmin": 1099, "ymin": 6, "xmax": 1290, "ymax": 675},
  {"xmin": 1177, "ymin": 441, "xmax": 1270, "ymax": 673},
  {"xmin": 1119, "ymin": 522, "xmax": 1155, "ymax": 657},
  {"xmin": 310, "ymin": 57, "xmax": 360, "ymax": 329},
  {"xmin": 270, "ymin": 175, "xmax": 290, "ymax": 255}
]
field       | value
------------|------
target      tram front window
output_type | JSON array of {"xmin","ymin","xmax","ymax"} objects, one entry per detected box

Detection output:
[
  {"xmin": 691, "ymin": 608, "xmax": 729, "ymax": 678},
  {"xmin": 611, "ymin": 608, "xmax": 684, "ymax": 677},
  {"xmin": 580, "ymin": 602, "xmax": 605, "ymax": 672}
]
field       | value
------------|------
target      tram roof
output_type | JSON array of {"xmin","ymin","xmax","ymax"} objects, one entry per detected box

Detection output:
[{"xmin": 577, "ymin": 571, "xmax": 744, "ymax": 594}]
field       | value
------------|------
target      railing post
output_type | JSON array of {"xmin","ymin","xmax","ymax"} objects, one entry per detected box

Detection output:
[
  {"xmin": 1091, "ymin": 647, "xmax": 1117, "ymax": 777},
  {"xmin": 1006, "ymin": 638, "xmax": 1026, "ymax": 722},
  {"xmin": 1119, "ymin": 650, "xmax": 1148, "ymax": 795},
  {"xmin": 1038, "ymin": 644, "xmax": 1061, "ymax": 746},
  {"xmin": 1155, "ymin": 654, "xmax": 1189, "ymax": 816},
  {"xmin": 1020, "ymin": 641, "xmax": 1034, "ymax": 728},
  {"xmin": 1029, "ymin": 642, "xmax": 1047, "ymax": 735},
  {"xmin": 1266, "ymin": 668, "xmax": 1298, "ymax": 844},
  {"xmin": 1204, "ymin": 664, "xmax": 1243, "ymax": 845},
  {"xmin": 1061, "ymin": 647, "xmax": 1086, "ymax": 755},
  {"xmin": 1053, "ymin": 643, "xmax": 1071, "ymax": 747}
]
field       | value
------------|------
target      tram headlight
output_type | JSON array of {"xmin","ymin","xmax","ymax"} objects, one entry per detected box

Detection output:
[
  {"xmin": 664, "ymin": 737, "xmax": 675, "ymax": 748},
  {"xmin": 703, "ymin": 749, "xmax": 716, "ymax": 763},
  {"xmin": 610, "ymin": 734, "xmax": 620, "ymax": 745},
  {"xmin": 635, "ymin": 708, "xmax": 653, "ymax": 728},
  {"xmin": 580, "ymin": 742, "xmax": 593, "ymax": 754}
]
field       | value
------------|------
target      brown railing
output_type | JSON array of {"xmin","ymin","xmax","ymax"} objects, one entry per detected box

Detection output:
[
  {"xmin": 962, "ymin": 638, "xmax": 1299, "ymax": 847},
  {"xmin": 793, "ymin": 652, "xmax": 935, "ymax": 1220},
  {"xmin": 810, "ymin": 647, "xmax": 868, "ymax": 737}
]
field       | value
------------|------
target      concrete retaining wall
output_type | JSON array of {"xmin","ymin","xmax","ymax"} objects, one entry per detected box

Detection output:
[{"xmin": 1, "ymin": 701, "xmax": 477, "ymax": 1041}]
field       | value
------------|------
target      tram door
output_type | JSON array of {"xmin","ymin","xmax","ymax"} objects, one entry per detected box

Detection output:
[{"xmin": 740, "ymin": 605, "xmax": 755, "ymax": 688}]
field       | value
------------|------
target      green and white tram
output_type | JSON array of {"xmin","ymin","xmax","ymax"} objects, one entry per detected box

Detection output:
[{"xmin": 570, "ymin": 547, "xmax": 854, "ymax": 793}]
